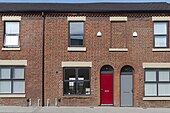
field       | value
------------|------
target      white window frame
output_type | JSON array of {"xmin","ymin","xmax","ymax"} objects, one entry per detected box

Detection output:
[
  {"xmin": 69, "ymin": 22, "xmax": 84, "ymax": 47},
  {"xmin": 4, "ymin": 21, "xmax": 20, "ymax": 48},
  {"xmin": 0, "ymin": 66, "xmax": 25, "ymax": 94},
  {"xmin": 144, "ymin": 69, "xmax": 170, "ymax": 97},
  {"xmin": 154, "ymin": 22, "xmax": 168, "ymax": 48}
]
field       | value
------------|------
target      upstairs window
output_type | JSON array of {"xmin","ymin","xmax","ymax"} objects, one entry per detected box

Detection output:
[
  {"xmin": 154, "ymin": 22, "xmax": 168, "ymax": 48},
  {"xmin": 69, "ymin": 22, "xmax": 84, "ymax": 47},
  {"xmin": 4, "ymin": 22, "xmax": 20, "ymax": 48}
]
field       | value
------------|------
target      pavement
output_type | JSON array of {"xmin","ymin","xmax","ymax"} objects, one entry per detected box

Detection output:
[{"xmin": 0, "ymin": 106, "xmax": 170, "ymax": 113}]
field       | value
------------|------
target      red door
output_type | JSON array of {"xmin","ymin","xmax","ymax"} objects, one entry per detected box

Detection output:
[{"xmin": 100, "ymin": 74, "xmax": 113, "ymax": 105}]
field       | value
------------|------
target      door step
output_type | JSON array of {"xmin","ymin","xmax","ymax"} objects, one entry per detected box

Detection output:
[{"xmin": 100, "ymin": 104, "xmax": 113, "ymax": 106}]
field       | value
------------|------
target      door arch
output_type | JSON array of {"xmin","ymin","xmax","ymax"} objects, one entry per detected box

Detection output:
[
  {"xmin": 120, "ymin": 65, "xmax": 134, "ymax": 107},
  {"xmin": 100, "ymin": 65, "xmax": 114, "ymax": 105}
]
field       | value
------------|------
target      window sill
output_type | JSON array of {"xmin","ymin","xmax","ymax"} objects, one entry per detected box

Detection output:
[
  {"xmin": 2, "ymin": 48, "xmax": 21, "ymax": 51},
  {"xmin": 143, "ymin": 97, "xmax": 170, "ymax": 101},
  {"xmin": 152, "ymin": 48, "xmax": 170, "ymax": 52},
  {"xmin": 67, "ymin": 47, "xmax": 86, "ymax": 52},
  {"xmin": 62, "ymin": 95, "xmax": 91, "ymax": 99},
  {"xmin": 109, "ymin": 48, "xmax": 128, "ymax": 52},
  {"xmin": 0, "ymin": 94, "xmax": 25, "ymax": 98}
]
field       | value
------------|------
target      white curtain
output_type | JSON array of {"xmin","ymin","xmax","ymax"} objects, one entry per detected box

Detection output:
[
  {"xmin": 145, "ymin": 71, "xmax": 156, "ymax": 81},
  {"xmin": 158, "ymin": 84, "xmax": 170, "ymax": 96},
  {"xmin": 145, "ymin": 83, "xmax": 157, "ymax": 96},
  {"xmin": 5, "ymin": 22, "xmax": 19, "ymax": 34},
  {"xmin": 4, "ymin": 22, "xmax": 19, "ymax": 46},
  {"xmin": 70, "ymin": 22, "xmax": 84, "ymax": 34},
  {"xmin": 159, "ymin": 71, "xmax": 169, "ymax": 81},
  {"xmin": 1, "ymin": 68, "xmax": 11, "ymax": 79},
  {"xmin": 155, "ymin": 36, "xmax": 167, "ymax": 47},
  {"xmin": 154, "ymin": 22, "xmax": 167, "ymax": 35},
  {"xmin": 5, "ymin": 36, "xmax": 19, "ymax": 46},
  {"xmin": 13, "ymin": 81, "xmax": 25, "ymax": 93},
  {"xmin": 14, "ymin": 68, "xmax": 24, "ymax": 79},
  {"xmin": 0, "ymin": 81, "xmax": 11, "ymax": 93}
]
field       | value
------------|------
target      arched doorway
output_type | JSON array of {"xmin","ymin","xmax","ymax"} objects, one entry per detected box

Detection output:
[
  {"xmin": 120, "ymin": 65, "xmax": 134, "ymax": 107},
  {"xmin": 100, "ymin": 65, "xmax": 114, "ymax": 105}
]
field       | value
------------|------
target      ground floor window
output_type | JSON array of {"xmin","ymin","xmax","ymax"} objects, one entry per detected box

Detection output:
[
  {"xmin": 0, "ymin": 66, "xmax": 25, "ymax": 94},
  {"xmin": 145, "ymin": 69, "xmax": 170, "ymax": 96},
  {"xmin": 64, "ymin": 68, "xmax": 90, "ymax": 96}
]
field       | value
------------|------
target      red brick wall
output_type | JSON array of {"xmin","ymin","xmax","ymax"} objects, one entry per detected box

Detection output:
[
  {"xmin": 1, "ymin": 13, "xmax": 170, "ymax": 107},
  {"xmin": 44, "ymin": 14, "xmax": 170, "ymax": 107},
  {"xmin": 111, "ymin": 22, "xmax": 127, "ymax": 48},
  {"xmin": 0, "ymin": 15, "xmax": 43, "ymax": 106}
]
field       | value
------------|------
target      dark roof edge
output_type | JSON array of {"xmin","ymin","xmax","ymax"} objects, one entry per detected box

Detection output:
[
  {"xmin": 0, "ymin": 10, "xmax": 170, "ymax": 14},
  {"xmin": 0, "ymin": 2, "xmax": 168, "ymax": 4}
]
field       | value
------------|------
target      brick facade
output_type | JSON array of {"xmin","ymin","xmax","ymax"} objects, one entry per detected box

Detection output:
[
  {"xmin": 0, "ymin": 15, "xmax": 43, "ymax": 106},
  {"xmin": 44, "ymin": 13, "xmax": 170, "ymax": 107},
  {"xmin": 0, "ymin": 12, "xmax": 170, "ymax": 107}
]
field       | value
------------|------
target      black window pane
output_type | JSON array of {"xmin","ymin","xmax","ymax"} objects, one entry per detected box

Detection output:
[
  {"xmin": 101, "ymin": 65, "xmax": 113, "ymax": 72},
  {"xmin": 70, "ymin": 22, "xmax": 84, "ymax": 34},
  {"xmin": 78, "ymin": 68, "xmax": 89, "ymax": 80},
  {"xmin": 77, "ymin": 81, "xmax": 90, "ymax": 95},
  {"xmin": 65, "ymin": 68, "xmax": 76, "ymax": 80},
  {"xmin": 121, "ymin": 66, "xmax": 133, "ymax": 72},
  {"xmin": 70, "ymin": 39, "xmax": 83, "ymax": 46},
  {"xmin": 64, "ymin": 68, "xmax": 91, "ymax": 96},
  {"xmin": 64, "ymin": 82, "xmax": 76, "ymax": 95},
  {"xmin": 70, "ymin": 35, "xmax": 83, "ymax": 40}
]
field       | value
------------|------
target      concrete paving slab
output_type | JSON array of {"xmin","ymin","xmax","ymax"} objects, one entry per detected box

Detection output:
[
  {"xmin": 39, "ymin": 107, "xmax": 170, "ymax": 113},
  {"xmin": 0, "ymin": 106, "xmax": 170, "ymax": 113},
  {"xmin": 0, "ymin": 106, "xmax": 39, "ymax": 113}
]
